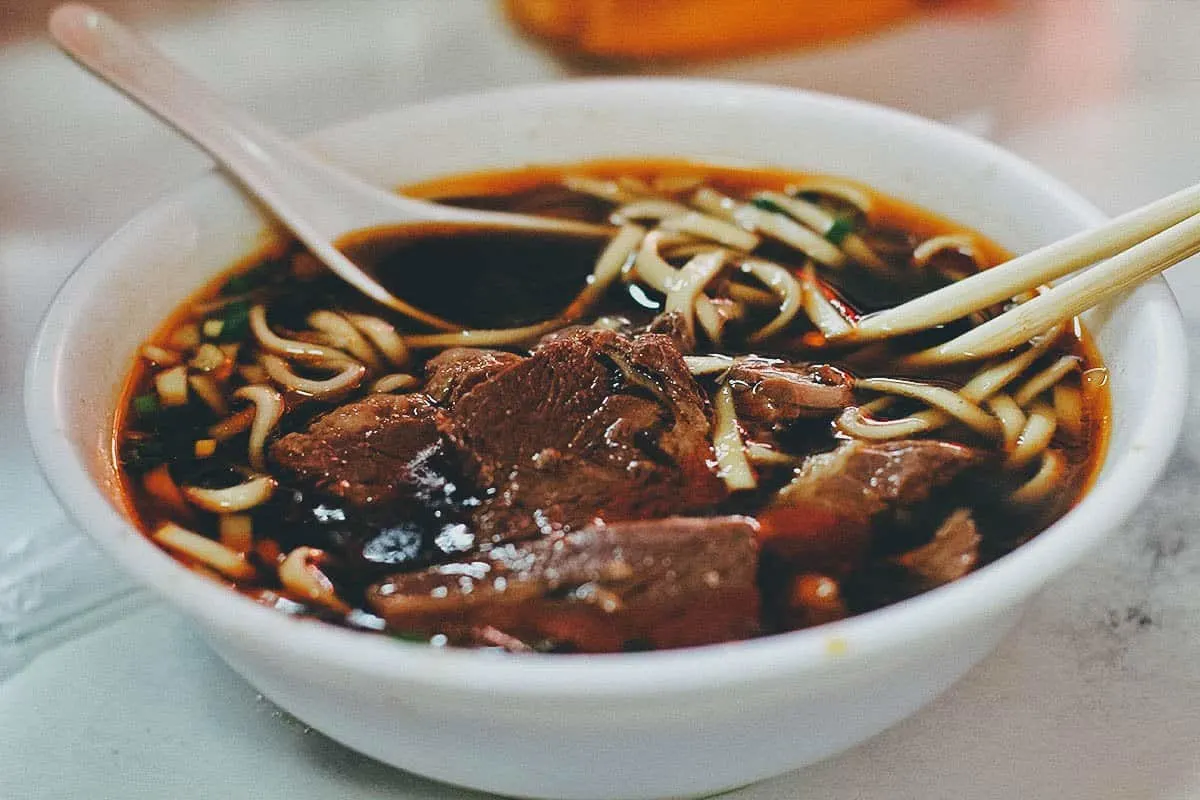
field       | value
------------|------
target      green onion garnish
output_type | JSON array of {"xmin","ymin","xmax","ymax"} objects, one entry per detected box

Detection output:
[
  {"xmin": 215, "ymin": 300, "xmax": 251, "ymax": 342},
  {"xmin": 220, "ymin": 275, "xmax": 253, "ymax": 296},
  {"xmin": 390, "ymin": 631, "xmax": 429, "ymax": 644},
  {"xmin": 750, "ymin": 197, "xmax": 788, "ymax": 215},
  {"xmin": 133, "ymin": 393, "xmax": 159, "ymax": 418},
  {"xmin": 825, "ymin": 215, "xmax": 855, "ymax": 245},
  {"xmin": 219, "ymin": 263, "xmax": 271, "ymax": 296}
]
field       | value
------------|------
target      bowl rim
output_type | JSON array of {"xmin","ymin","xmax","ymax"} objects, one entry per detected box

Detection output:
[{"xmin": 24, "ymin": 77, "xmax": 1189, "ymax": 698}]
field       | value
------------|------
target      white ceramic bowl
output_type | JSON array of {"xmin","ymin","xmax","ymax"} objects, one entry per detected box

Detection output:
[{"xmin": 25, "ymin": 80, "xmax": 1187, "ymax": 800}]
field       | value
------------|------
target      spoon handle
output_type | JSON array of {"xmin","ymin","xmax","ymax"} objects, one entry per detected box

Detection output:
[
  {"xmin": 48, "ymin": 4, "xmax": 390, "ymax": 236},
  {"xmin": 48, "ymin": 3, "xmax": 459, "ymax": 327}
]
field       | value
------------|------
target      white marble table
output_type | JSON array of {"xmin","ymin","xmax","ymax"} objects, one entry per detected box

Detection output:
[{"xmin": 3, "ymin": 1, "xmax": 1199, "ymax": 797}]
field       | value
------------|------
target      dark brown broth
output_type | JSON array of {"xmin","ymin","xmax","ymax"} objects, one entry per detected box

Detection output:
[
  {"xmin": 340, "ymin": 224, "xmax": 607, "ymax": 330},
  {"xmin": 114, "ymin": 160, "xmax": 1110, "ymax": 646}
]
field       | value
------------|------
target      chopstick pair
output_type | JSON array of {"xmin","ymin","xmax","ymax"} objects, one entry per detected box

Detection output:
[{"xmin": 835, "ymin": 182, "xmax": 1200, "ymax": 364}]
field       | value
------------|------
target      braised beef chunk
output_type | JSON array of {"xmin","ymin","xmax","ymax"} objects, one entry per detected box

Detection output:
[
  {"xmin": 423, "ymin": 348, "xmax": 525, "ymax": 407},
  {"xmin": 727, "ymin": 359, "xmax": 854, "ymax": 426},
  {"xmin": 645, "ymin": 310, "xmax": 696, "ymax": 353},
  {"xmin": 267, "ymin": 392, "xmax": 477, "ymax": 575},
  {"xmin": 367, "ymin": 516, "xmax": 760, "ymax": 652},
  {"xmin": 757, "ymin": 439, "xmax": 983, "ymax": 578},
  {"xmin": 269, "ymin": 393, "xmax": 446, "ymax": 509},
  {"xmin": 440, "ymin": 328, "xmax": 726, "ymax": 543},
  {"xmin": 777, "ymin": 439, "xmax": 982, "ymax": 522},
  {"xmin": 894, "ymin": 508, "xmax": 981, "ymax": 588},
  {"xmin": 537, "ymin": 320, "xmax": 636, "ymax": 349}
]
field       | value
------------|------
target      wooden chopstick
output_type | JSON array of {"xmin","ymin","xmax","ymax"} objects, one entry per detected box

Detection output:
[
  {"xmin": 904, "ymin": 210, "xmax": 1200, "ymax": 365},
  {"xmin": 838, "ymin": 180, "xmax": 1200, "ymax": 344}
]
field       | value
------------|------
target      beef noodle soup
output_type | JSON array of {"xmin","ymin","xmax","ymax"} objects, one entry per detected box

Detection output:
[{"xmin": 114, "ymin": 160, "xmax": 1109, "ymax": 653}]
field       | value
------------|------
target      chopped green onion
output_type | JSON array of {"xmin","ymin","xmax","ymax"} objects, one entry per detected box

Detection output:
[
  {"xmin": 750, "ymin": 196, "xmax": 788, "ymax": 215},
  {"xmin": 825, "ymin": 215, "xmax": 855, "ymax": 245},
  {"xmin": 390, "ymin": 631, "xmax": 429, "ymax": 644},
  {"xmin": 215, "ymin": 300, "xmax": 251, "ymax": 342},
  {"xmin": 794, "ymin": 190, "xmax": 822, "ymax": 203},
  {"xmin": 219, "ymin": 263, "xmax": 271, "ymax": 296},
  {"xmin": 133, "ymin": 393, "xmax": 159, "ymax": 418},
  {"xmin": 220, "ymin": 276, "xmax": 251, "ymax": 296},
  {"xmin": 755, "ymin": 194, "xmax": 852, "ymax": 243}
]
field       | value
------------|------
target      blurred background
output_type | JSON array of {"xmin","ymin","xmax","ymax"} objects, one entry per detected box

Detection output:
[{"xmin": 4, "ymin": 2, "xmax": 1200, "ymax": 798}]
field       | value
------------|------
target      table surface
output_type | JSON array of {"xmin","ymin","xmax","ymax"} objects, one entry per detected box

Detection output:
[{"xmin": 4, "ymin": 1, "xmax": 1200, "ymax": 797}]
